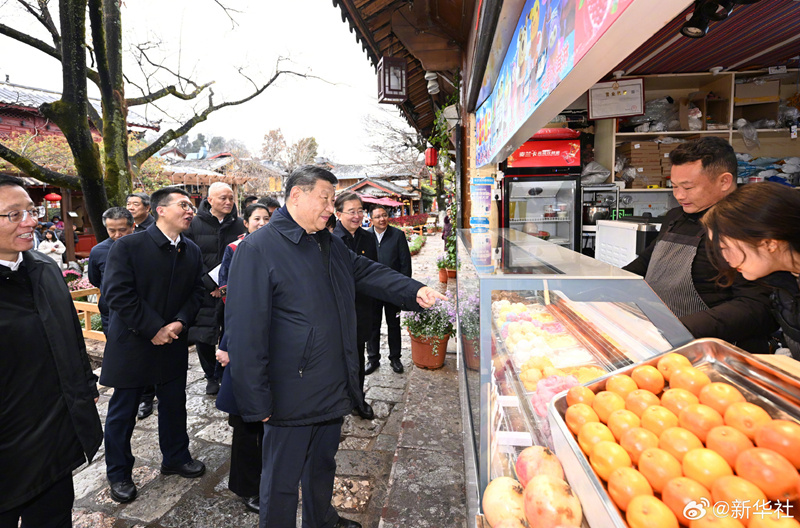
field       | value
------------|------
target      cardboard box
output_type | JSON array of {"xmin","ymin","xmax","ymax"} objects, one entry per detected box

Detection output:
[
  {"xmin": 618, "ymin": 142, "xmax": 659, "ymax": 151},
  {"xmin": 734, "ymin": 80, "xmax": 780, "ymax": 106}
]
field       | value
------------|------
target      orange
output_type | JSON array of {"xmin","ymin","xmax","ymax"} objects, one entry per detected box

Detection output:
[
  {"xmin": 680, "ymin": 403, "xmax": 725, "ymax": 443},
  {"xmin": 724, "ymin": 402, "xmax": 772, "ymax": 441},
  {"xmin": 699, "ymin": 382, "xmax": 746, "ymax": 416},
  {"xmin": 626, "ymin": 495, "xmax": 679, "ymax": 528},
  {"xmin": 705, "ymin": 425, "xmax": 754, "ymax": 468},
  {"xmin": 662, "ymin": 388, "xmax": 700, "ymax": 417},
  {"xmin": 620, "ymin": 427, "xmax": 660, "ymax": 465},
  {"xmin": 657, "ymin": 353, "xmax": 692, "ymax": 382},
  {"xmin": 565, "ymin": 403, "xmax": 600, "ymax": 435},
  {"xmin": 711, "ymin": 475, "xmax": 767, "ymax": 525},
  {"xmin": 690, "ymin": 514, "xmax": 746, "ymax": 528},
  {"xmin": 659, "ymin": 427, "xmax": 704, "ymax": 462},
  {"xmin": 592, "ymin": 390, "xmax": 627, "ymax": 423},
  {"xmin": 607, "ymin": 466, "xmax": 653, "ymax": 512},
  {"xmin": 606, "ymin": 374, "xmax": 639, "ymax": 400},
  {"xmin": 682, "ymin": 448, "xmax": 733, "ymax": 490},
  {"xmin": 661, "ymin": 476, "xmax": 712, "ymax": 525},
  {"xmin": 670, "ymin": 367, "xmax": 712, "ymax": 396},
  {"xmin": 566, "ymin": 385, "xmax": 595, "ymax": 407},
  {"xmin": 641, "ymin": 406, "xmax": 679, "ymax": 437},
  {"xmin": 607, "ymin": 408, "xmax": 641, "ymax": 441},
  {"xmin": 735, "ymin": 448, "xmax": 800, "ymax": 502},
  {"xmin": 632, "ymin": 365, "xmax": 666, "ymax": 395},
  {"xmin": 626, "ymin": 389, "xmax": 662, "ymax": 418},
  {"xmin": 589, "ymin": 440, "xmax": 632, "ymax": 481},
  {"xmin": 755, "ymin": 419, "xmax": 800, "ymax": 469},
  {"xmin": 577, "ymin": 421, "xmax": 615, "ymax": 456},
  {"xmin": 638, "ymin": 447, "xmax": 682, "ymax": 493},
  {"xmin": 749, "ymin": 511, "xmax": 800, "ymax": 528}
]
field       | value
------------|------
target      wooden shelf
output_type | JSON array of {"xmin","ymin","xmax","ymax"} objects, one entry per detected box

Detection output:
[
  {"xmin": 620, "ymin": 188, "xmax": 673, "ymax": 193},
  {"xmin": 732, "ymin": 128, "xmax": 791, "ymax": 135},
  {"xmin": 616, "ymin": 130, "xmax": 730, "ymax": 137}
]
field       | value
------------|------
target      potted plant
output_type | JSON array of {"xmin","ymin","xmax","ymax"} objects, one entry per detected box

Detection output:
[
  {"xmin": 402, "ymin": 296, "xmax": 455, "ymax": 369},
  {"xmin": 459, "ymin": 293, "xmax": 481, "ymax": 371},
  {"xmin": 436, "ymin": 253, "xmax": 448, "ymax": 283}
]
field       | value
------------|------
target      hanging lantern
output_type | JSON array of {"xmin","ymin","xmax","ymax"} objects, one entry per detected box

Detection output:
[
  {"xmin": 429, "ymin": 168, "xmax": 433, "ymax": 186},
  {"xmin": 44, "ymin": 192, "xmax": 62, "ymax": 202},
  {"xmin": 425, "ymin": 147, "xmax": 438, "ymax": 167}
]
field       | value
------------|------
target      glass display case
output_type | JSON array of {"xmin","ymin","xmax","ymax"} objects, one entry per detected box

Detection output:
[{"xmin": 456, "ymin": 228, "xmax": 694, "ymax": 511}]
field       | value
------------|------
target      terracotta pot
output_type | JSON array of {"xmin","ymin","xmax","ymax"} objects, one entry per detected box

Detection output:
[
  {"xmin": 446, "ymin": 269, "xmax": 457, "ymax": 278},
  {"xmin": 408, "ymin": 331, "xmax": 449, "ymax": 369},
  {"xmin": 438, "ymin": 268, "xmax": 449, "ymax": 283},
  {"xmin": 463, "ymin": 337, "xmax": 480, "ymax": 371}
]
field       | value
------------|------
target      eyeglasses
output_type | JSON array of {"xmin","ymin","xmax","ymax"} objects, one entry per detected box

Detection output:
[
  {"xmin": 372, "ymin": 214, "xmax": 389, "ymax": 219},
  {"xmin": 340, "ymin": 209, "xmax": 364, "ymax": 217},
  {"xmin": 0, "ymin": 208, "xmax": 40, "ymax": 223},
  {"xmin": 165, "ymin": 201, "xmax": 197, "ymax": 213}
]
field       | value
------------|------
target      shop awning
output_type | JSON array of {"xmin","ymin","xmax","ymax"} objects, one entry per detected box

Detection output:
[
  {"xmin": 359, "ymin": 194, "xmax": 403, "ymax": 207},
  {"xmin": 377, "ymin": 197, "xmax": 403, "ymax": 207}
]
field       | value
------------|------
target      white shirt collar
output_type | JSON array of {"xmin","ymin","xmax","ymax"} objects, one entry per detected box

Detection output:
[
  {"xmin": 375, "ymin": 229, "xmax": 386, "ymax": 243},
  {"xmin": 162, "ymin": 231, "xmax": 181, "ymax": 247},
  {"xmin": 0, "ymin": 252, "xmax": 24, "ymax": 271}
]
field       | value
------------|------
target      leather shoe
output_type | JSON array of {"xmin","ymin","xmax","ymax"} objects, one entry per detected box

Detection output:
[
  {"xmin": 205, "ymin": 379, "xmax": 220, "ymax": 395},
  {"xmin": 109, "ymin": 480, "xmax": 137, "ymax": 503},
  {"xmin": 356, "ymin": 402, "xmax": 374, "ymax": 420},
  {"xmin": 364, "ymin": 361, "xmax": 380, "ymax": 375},
  {"xmin": 242, "ymin": 495, "xmax": 259, "ymax": 513},
  {"xmin": 161, "ymin": 459, "xmax": 206, "ymax": 478},
  {"xmin": 390, "ymin": 358, "xmax": 404, "ymax": 374},
  {"xmin": 334, "ymin": 517, "xmax": 361, "ymax": 528},
  {"xmin": 137, "ymin": 401, "xmax": 153, "ymax": 420}
]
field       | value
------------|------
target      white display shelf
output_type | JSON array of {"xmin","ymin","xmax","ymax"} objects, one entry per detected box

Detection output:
[{"xmin": 509, "ymin": 216, "xmax": 571, "ymax": 223}]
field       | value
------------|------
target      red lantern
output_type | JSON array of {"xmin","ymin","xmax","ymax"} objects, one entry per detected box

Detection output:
[
  {"xmin": 44, "ymin": 192, "xmax": 62, "ymax": 202},
  {"xmin": 425, "ymin": 147, "xmax": 438, "ymax": 167}
]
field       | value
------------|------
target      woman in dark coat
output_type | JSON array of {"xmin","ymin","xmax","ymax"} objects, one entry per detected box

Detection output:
[{"xmin": 333, "ymin": 192, "xmax": 377, "ymax": 420}]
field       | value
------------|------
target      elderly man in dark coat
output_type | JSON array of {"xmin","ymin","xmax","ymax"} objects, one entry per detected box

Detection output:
[
  {"xmin": 185, "ymin": 181, "xmax": 246, "ymax": 395},
  {"xmin": 0, "ymin": 175, "xmax": 102, "ymax": 527},
  {"xmin": 225, "ymin": 166, "xmax": 445, "ymax": 528},
  {"xmin": 101, "ymin": 187, "xmax": 206, "ymax": 504}
]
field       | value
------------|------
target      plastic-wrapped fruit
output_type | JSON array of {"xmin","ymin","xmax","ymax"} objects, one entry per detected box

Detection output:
[
  {"xmin": 523, "ymin": 474, "xmax": 582, "ymax": 527},
  {"xmin": 482, "ymin": 477, "xmax": 526, "ymax": 527},
  {"xmin": 514, "ymin": 445, "xmax": 564, "ymax": 487}
]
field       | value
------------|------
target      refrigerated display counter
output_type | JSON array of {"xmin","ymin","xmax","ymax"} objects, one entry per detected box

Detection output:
[{"xmin": 455, "ymin": 228, "xmax": 695, "ymax": 522}]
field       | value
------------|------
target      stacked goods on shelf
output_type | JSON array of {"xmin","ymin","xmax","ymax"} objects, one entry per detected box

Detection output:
[
  {"xmin": 659, "ymin": 142, "xmax": 682, "ymax": 179},
  {"xmin": 617, "ymin": 142, "xmax": 662, "ymax": 188},
  {"xmin": 559, "ymin": 352, "xmax": 800, "ymax": 528}
]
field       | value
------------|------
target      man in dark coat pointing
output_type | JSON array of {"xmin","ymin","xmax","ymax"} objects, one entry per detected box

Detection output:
[
  {"xmin": 101, "ymin": 187, "xmax": 206, "ymax": 503},
  {"xmin": 225, "ymin": 166, "xmax": 445, "ymax": 528}
]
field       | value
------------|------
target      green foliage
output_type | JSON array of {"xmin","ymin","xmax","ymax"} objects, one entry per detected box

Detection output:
[
  {"xmin": 91, "ymin": 313, "xmax": 103, "ymax": 332},
  {"xmin": 408, "ymin": 234, "xmax": 425, "ymax": 254},
  {"xmin": 402, "ymin": 294, "xmax": 456, "ymax": 340}
]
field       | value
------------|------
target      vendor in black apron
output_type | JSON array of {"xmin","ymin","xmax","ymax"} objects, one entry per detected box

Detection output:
[{"xmin": 623, "ymin": 137, "xmax": 776, "ymax": 354}]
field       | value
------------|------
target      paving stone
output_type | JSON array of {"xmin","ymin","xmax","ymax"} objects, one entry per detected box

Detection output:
[
  {"xmin": 341, "ymin": 414, "xmax": 382, "ymax": 437},
  {"xmin": 186, "ymin": 395, "xmax": 228, "ymax": 419},
  {"xmin": 90, "ymin": 465, "xmax": 161, "ymax": 508},
  {"xmin": 332, "ymin": 477, "xmax": 371, "ymax": 513},
  {"xmin": 371, "ymin": 400, "xmax": 393, "ymax": 419},
  {"xmin": 73, "ymin": 457, "xmax": 107, "ymax": 500},
  {"xmin": 381, "ymin": 403, "xmax": 404, "ymax": 436},
  {"xmin": 195, "ymin": 420, "xmax": 233, "ymax": 445},
  {"xmin": 335, "ymin": 450, "xmax": 392, "ymax": 479},
  {"xmin": 159, "ymin": 491, "xmax": 258, "ymax": 528},
  {"xmin": 374, "ymin": 433, "xmax": 398, "ymax": 452},
  {"xmin": 368, "ymin": 372, "xmax": 408, "ymax": 390},
  {"xmin": 118, "ymin": 473, "xmax": 199, "ymax": 523},
  {"xmin": 339, "ymin": 437, "xmax": 371, "ymax": 450},
  {"xmin": 366, "ymin": 386, "xmax": 405, "ymax": 403},
  {"xmin": 71, "ymin": 509, "xmax": 116, "ymax": 527},
  {"xmin": 192, "ymin": 444, "xmax": 233, "ymax": 475}
]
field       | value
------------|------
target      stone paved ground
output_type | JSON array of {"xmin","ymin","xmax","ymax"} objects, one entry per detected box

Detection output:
[{"xmin": 73, "ymin": 230, "xmax": 466, "ymax": 527}]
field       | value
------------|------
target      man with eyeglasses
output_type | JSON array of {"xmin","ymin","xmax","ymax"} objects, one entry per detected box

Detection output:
[
  {"xmin": 100, "ymin": 187, "xmax": 206, "ymax": 504},
  {"xmin": 126, "ymin": 192, "xmax": 154, "ymax": 232},
  {"xmin": 185, "ymin": 181, "xmax": 246, "ymax": 396},
  {"xmin": 0, "ymin": 175, "xmax": 103, "ymax": 527}
]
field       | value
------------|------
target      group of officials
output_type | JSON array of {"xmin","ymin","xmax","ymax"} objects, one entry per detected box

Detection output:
[{"xmin": 0, "ymin": 166, "xmax": 443, "ymax": 528}]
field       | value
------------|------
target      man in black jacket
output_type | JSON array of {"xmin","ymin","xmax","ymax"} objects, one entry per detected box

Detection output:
[
  {"xmin": 0, "ymin": 175, "xmax": 102, "ymax": 527},
  {"xmin": 367, "ymin": 205, "xmax": 412, "ymax": 374},
  {"xmin": 101, "ymin": 187, "xmax": 206, "ymax": 504},
  {"xmin": 226, "ymin": 167, "xmax": 445, "ymax": 528},
  {"xmin": 185, "ymin": 182, "xmax": 246, "ymax": 395},
  {"xmin": 127, "ymin": 192, "xmax": 154, "ymax": 232},
  {"xmin": 623, "ymin": 137, "xmax": 776, "ymax": 352}
]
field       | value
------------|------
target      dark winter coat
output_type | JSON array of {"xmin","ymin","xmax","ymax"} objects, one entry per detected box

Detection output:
[
  {"xmin": 225, "ymin": 207, "xmax": 425, "ymax": 425},
  {"xmin": 88, "ymin": 236, "xmax": 114, "ymax": 331},
  {"xmin": 134, "ymin": 213, "xmax": 154, "ymax": 232},
  {"xmin": 762, "ymin": 272, "xmax": 800, "ymax": 358},
  {"xmin": 334, "ymin": 221, "xmax": 378, "ymax": 342},
  {"xmin": 184, "ymin": 199, "xmax": 246, "ymax": 346},
  {"xmin": 99, "ymin": 224, "xmax": 205, "ymax": 387},
  {"xmin": 0, "ymin": 251, "xmax": 102, "ymax": 511},
  {"xmin": 368, "ymin": 225, "xmax": 412, "ymax": 277},
  {"xmin": 624, "ymin": 206, "xmax": 777, "ymax": 352}
]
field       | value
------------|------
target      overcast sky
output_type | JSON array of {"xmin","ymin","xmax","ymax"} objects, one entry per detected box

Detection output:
[{"xmin": 0, "ymin": 0, "xmax": 413, "ymax": 163}]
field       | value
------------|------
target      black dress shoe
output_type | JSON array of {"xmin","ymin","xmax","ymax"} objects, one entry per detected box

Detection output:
[
  {"xmin": 161, "ymin": 459, "xmax": 206, "ymax": 478},
  {"xmin": 205, "ymin": 379, "xmax": 220, "ymax": 395},
  {"xmin": 364, "ymin": 361, "xmax": 380, "ymax": 375},
  {"xmin": 137, "ymin": 400, "xmax": 153, "ymax": 420},
  {"xmin": 356, "ymin": 402, "xmax": 374, "ymax": 420},
  {"xmin": 334, "ymin": 517, "xmax": 361, "ymax": 528},
  {"xmin": 242, "ymin": 495, "xmax": 259, "ymax": 513},
  {"xmin": 390, "ymin": 358, "xmax": 404, "ymax": 373},
  {"xmin": 109, "ymin": 480, "xmax": 137, "ymax": 503}
]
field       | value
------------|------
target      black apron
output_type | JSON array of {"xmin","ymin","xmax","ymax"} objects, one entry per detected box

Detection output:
[{"xmin": 644, "ymin": 231, "xmax": 709, "ymax": 319}]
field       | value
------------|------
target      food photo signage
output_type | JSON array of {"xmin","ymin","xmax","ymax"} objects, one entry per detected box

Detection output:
[
  {"xmin": 506, "ymin": 139, "xmax": 581, "ymax": 168},
  {"xmin": 475, "ymin": 0, "xmax": 634, "ymax": 167}
]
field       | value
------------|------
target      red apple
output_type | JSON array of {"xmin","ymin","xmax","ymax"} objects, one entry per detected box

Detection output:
[
  {"xmin": 482, "ymin": 476, "xmax": 527, "ymax": 527},
  {"xmin": 523, "ymin": 474, "xmax": 582, "ymax": 527},
  {"xmin": 515, "ymin": 445, "xmax": 565, "ymax": 487}
]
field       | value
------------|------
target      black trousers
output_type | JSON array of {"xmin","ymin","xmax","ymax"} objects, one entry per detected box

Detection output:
[
  {"xmin": 259, "ymin": 419, "xmax": 343, "ymax": 528},
  {"xmin": 367, "ymin": 301, "xmax": 402, "ymax": 362},
  {"xmin": 195, "ymin": 342, "xmax": 221, "ymax": 381},
  {"xmin": 104, "ymin": 373, "xmax": 191, "ymax": 482},
  {"xmin": 357, "ymin": 341, "xmax": 366, "ymax": 394},
  {"xmin": 0, "ymin": 474, "xmax": 73, "ymax": 528},
  {"xmin": 228, "ymin": 415, "xmax": 263, "ymax": 498},
  {"xmin": 103, "ymin": 328, "xmax": 155, "ymax": 405}
]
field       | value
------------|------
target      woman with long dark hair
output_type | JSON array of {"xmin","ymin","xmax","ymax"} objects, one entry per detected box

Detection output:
[{"xmin": 702, "ymin": 182, "xmax": 800, "ymax": 357}]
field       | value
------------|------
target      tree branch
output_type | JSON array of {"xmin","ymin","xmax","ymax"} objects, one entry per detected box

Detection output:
[
  {"xmin": 211, "ymin": 0, "xmax": 241, "ymax": 29},
  {"xmin": 126, "ymin": 82, "xmax": 214, "ymax": 106},
  {"xmin": 0, "ymin": 143, "xmax": 81, "ymax": 189},
  {"xmin": 16, "ymin": 0, "xmax": 61, "ymax": 47}
]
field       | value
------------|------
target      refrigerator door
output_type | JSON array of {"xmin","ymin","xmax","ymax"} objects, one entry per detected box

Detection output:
[{"xmin": 504, "ymin": 176, "xmax": 580, "ymax": 250}]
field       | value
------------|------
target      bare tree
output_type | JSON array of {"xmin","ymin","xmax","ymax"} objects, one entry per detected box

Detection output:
[
  {"xmin": 363, "ymin": 113, "xmax": 426, "ymax": 175},
  {"xmin": 286, "ymin": 136, "xmax": 318, "ymax": 172},
  {"xmin": 0, "ymin": 0, "xmax": 318, "ymax": 241},
  {"xmin": 260, "ymin": 129, "xmax": 287, "ymax": 163}
]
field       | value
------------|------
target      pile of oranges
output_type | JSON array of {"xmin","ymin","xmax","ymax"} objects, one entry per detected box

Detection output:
[{"xmin": 564, "ymin": 353, "xmax": 800, "ymax": 528}]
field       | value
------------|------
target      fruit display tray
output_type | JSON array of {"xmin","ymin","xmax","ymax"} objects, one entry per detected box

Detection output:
[{"xmin": 546, "ymin": 338, "xmax": 800, "ymax": 528}]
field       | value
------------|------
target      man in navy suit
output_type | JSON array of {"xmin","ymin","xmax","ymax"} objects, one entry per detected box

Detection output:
[{"xmin": 367, "ymin": 205, "xmax": 412, "ymax": 373}]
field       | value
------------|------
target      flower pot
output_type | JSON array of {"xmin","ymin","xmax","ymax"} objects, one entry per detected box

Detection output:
[
  {"xmin": 446, "ymin": 269, "xmax": 457, "ymax": 279},
  {"xmin": 438, "ymin": 268, "xmax": 449, "ymax": 283},
  {"xmin": 408, "ymin": 331, "xmax": 449, "ymax": 369},
  {"xmin": 463, "ymin": 337, "xmax": 480, "ymax": 371}
]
